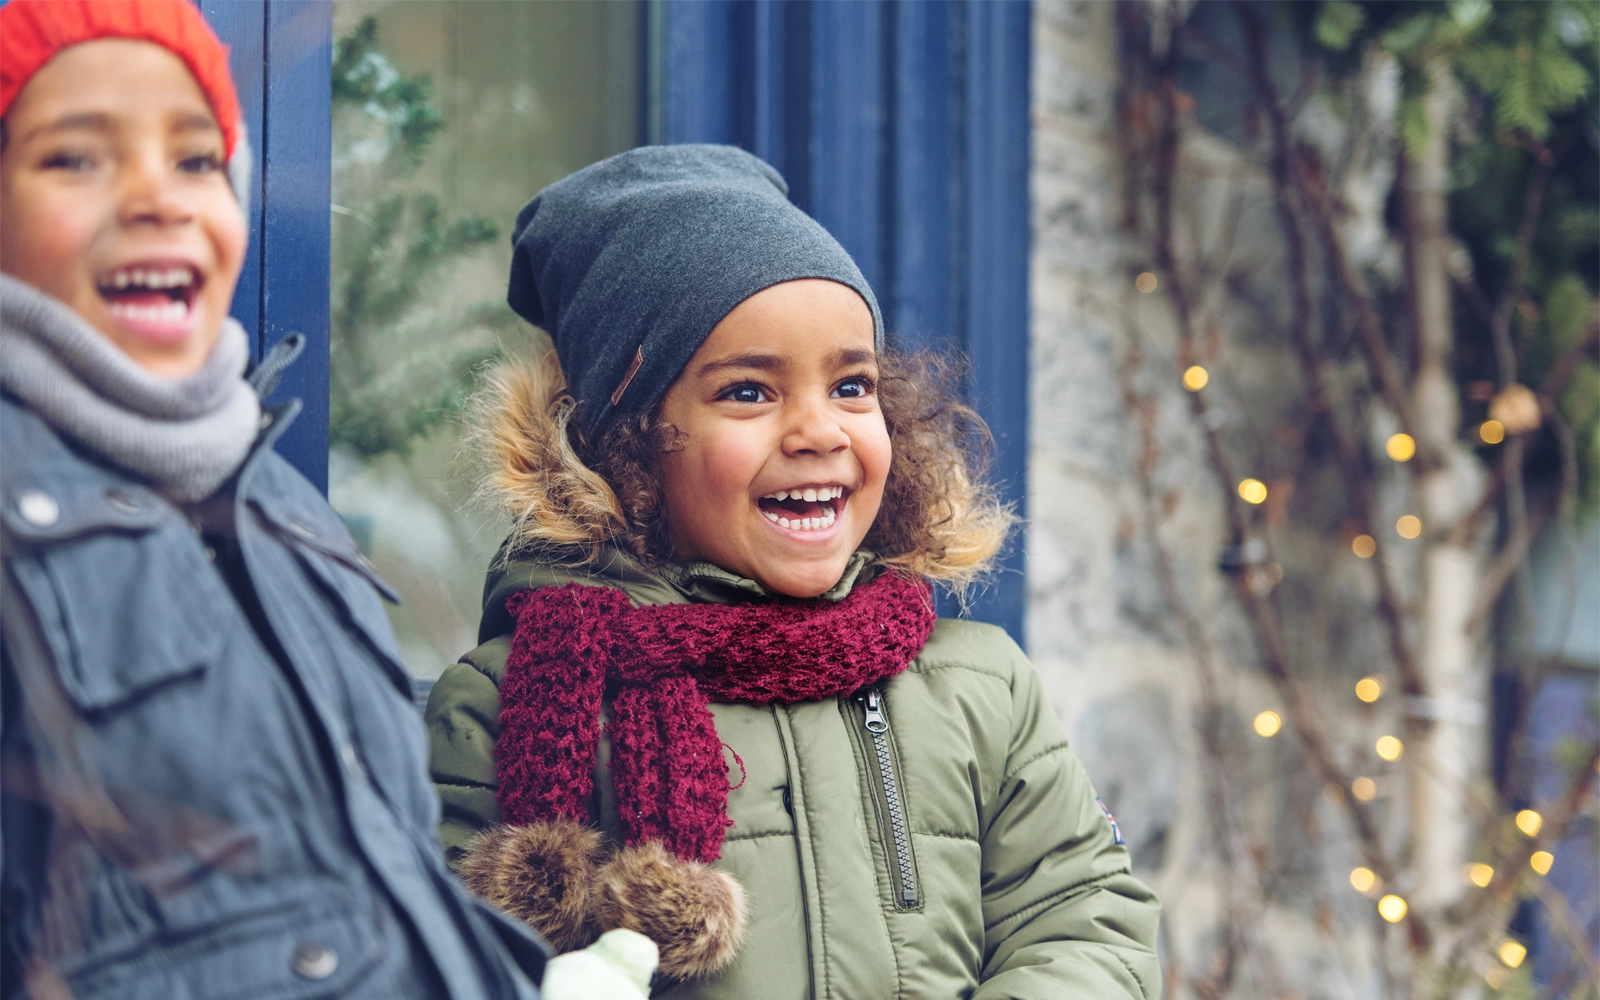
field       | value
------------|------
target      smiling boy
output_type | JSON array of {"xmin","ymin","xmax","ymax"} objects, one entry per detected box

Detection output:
[
  {"xmin": 0, "ymin": 3, "xmax": 552, "ymax": 997},
  {"xmin": 0, "ymin": 38, "xmax": 244, "ymax": 379}
]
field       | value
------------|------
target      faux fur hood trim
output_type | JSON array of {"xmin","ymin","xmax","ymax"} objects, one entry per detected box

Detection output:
[{"xmin": 459, "ymin": 820, "xmax": 748, "ymax": 981}]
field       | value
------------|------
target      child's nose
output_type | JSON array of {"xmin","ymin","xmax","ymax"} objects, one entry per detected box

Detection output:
[
  {"xmin": 781, "ymin": 399, "xmax": 851, "ymax": 456},
  {"xmin": 118, "ymin": 153, "xmax": 194, "ymax": 227}
]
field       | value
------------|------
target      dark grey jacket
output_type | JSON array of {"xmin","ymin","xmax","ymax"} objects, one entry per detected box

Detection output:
[{"xmin": 0, "ymin": 393, "xmax": 546, "ymax": 999}]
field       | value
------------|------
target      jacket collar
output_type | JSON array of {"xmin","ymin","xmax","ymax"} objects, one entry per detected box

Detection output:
[
  {"xmin": 1, "ymin": 390, "xmax": 298, "ymax": 544},
  {"xmin": 656, "ymin": 549, "xmax": 878, "ymax": 604}
]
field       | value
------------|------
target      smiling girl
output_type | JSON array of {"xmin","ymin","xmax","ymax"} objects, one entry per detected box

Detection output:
[{"xmin": 429, "ymin": 145, "xmax": 1160, "ymax": 999}]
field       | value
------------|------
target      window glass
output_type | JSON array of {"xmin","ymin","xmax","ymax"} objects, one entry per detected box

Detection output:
[{"xmin": 329, "ymin": 1, "xmax": 639, "ymax": 685}]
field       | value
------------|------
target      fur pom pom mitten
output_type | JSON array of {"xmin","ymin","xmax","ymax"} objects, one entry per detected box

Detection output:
[
  {"xmin": 457, "ymin": 820, "xmax": 604, "ymax": 953},
  {"xmin": 457, "ymin": 823, "xmax": 749, "ymax": 980},
  {"xmin": 593, "ymin": 841, "xmax": 748, "ymax": 980}
]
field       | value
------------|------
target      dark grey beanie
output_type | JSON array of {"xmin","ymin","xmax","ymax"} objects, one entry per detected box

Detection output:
[{"xmin": 507, "ymin": 144, "xmax": 884, "ymax": 438}]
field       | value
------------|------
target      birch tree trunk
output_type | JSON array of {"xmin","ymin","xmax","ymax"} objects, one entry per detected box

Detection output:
[{"xmin": 1403, "ymin": 59, "xmax": 1485, "ymax": 927}]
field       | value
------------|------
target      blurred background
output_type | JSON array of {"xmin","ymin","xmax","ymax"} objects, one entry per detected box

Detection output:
[{"xmin": 220, "ymin": 1, "xmax": 1600, "ymax": 997}]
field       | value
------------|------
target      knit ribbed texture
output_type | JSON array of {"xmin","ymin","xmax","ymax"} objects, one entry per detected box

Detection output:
[
  {"xmin": 496, "ymin": 572, "xmax": 937, "ymax": 863},
  {"xmin": 0, "ymin": 275, "xmax": 260, "ymax": 501},
  {"xmin": 507, "ymin": 144, "xmax": 884, "ymax": 438}
]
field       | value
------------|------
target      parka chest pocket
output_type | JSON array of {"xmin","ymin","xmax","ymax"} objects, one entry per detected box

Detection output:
[{"xmin": 4, "ymin": 490, "xmax": 227, "ymax": 711}]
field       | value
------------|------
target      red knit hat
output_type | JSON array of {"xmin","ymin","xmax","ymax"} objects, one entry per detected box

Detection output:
[{"xmin": 0, "ymin": 0, "xmax": 242, "ymax": 159}]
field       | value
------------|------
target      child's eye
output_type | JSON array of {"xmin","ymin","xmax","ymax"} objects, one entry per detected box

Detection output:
[
  {"xmin": 40, "ymin": 149, "xmax": 96, "ymax": 172},
  {"xmin": 722, "ymin": 383, "xmax": 769, "ymax": 404},
  {"xmin": 179, "ymin": 152, "xmax": 224, "ymax": 175},
  {"xmin": 831, "ymin": 376, "xmax": 876, "ymax": 399}
]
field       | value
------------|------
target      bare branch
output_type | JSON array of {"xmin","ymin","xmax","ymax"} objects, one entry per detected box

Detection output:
[
  {"xmin": 1490, "ymin": 148, "xmax": 1556, "ymax": 388},
  {"xmin": 1445, "ymin": 316, "xmax": 1599, "ymax": 548},
  {"xmin": 1464, "ymin": 492, "xmax": 1554, "ymax": 634},
  {"xmin": 1135, "ymin": 7, "xmax": 1416, "ymax": 944},
  {"xmin": 1296, "ymin": 156, "xmax": 1424, "ymax": 458},
  {"xmin": 1443, "ymin": 743, "xmax": 1600, "ymax": 976},
  {"xmin": 1236, "ymin": 0, "xmax": 1429, "ymax": 728}
]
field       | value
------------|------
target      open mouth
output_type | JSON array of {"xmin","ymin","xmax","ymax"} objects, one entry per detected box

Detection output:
[
  {"xmin": 757, "ymin": 485, "xmax": 847, "ymax": 532},
  {"xmin": 95, "ymin": 263, "xmax": 202, "ymax": 338}
]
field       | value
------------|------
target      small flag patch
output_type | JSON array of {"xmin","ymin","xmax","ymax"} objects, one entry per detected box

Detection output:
[{"xmin": 1097, "ymin": 797, "xmax": 1125, "ymax": 845}]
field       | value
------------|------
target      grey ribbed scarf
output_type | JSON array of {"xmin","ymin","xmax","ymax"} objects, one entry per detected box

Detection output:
[{"xmin": 0, "ymin": 275, "xmax": 261, "ymax": 502}]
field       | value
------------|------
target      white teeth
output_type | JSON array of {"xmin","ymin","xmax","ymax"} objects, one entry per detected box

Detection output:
[
  {"xmin": 763, "ymin": 486, "xmax": 847, "ymax": 501},
  {"xmin": 108, "ymin": 300, "xmax": 190, "ymax": 323},
  {"xmin": 767, "ymin": 510, "xmax": 837, "ymax": 532},
  {"xmin": 104, "ymin": 267, "xmax": 195, "ymax": 290}
]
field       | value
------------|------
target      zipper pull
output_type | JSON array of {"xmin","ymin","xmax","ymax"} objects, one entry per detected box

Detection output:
[{"xmin": 860, "ymin": 689, "xmax": 888, "ymax": 733}]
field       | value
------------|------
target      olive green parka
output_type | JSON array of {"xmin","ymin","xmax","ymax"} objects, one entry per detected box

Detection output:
[{"xmin": 426, "ymin": 547, "xmax": 1160, "ymax": 1000}]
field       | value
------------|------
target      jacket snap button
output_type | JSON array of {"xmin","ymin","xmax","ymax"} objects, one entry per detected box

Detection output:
[
  {"xmin": 16, "ymin": 490, "xmax": 59, "ymax": 528},
  {"xmin": 292, "ymin": 941, "xmax": 338, "ymax": 980}
]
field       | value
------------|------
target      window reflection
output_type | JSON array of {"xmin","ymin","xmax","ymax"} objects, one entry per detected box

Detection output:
[{"xmin": 329, "ymin": 1, "xmax": 640, "ymax": 688}]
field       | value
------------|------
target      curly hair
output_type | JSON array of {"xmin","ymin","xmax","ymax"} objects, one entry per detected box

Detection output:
[{"xmin": 469, "ymin": 336, "xmax": 1013, "ymax": 592}]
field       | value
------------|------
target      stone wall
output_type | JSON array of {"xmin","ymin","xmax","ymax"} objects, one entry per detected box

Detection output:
[{"xmin": 1028, "ymin": 4, "xmax": 1383, "ymax": 994}]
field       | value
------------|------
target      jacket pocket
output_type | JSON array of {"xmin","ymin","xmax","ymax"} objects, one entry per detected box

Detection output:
[
  {"xmin": 63, "ymin": 898, "xmax": 384, "ymax": 1000},
  {"xmin": 7, "ymin": 519, "xmax": 225, "ymax": 712},
  {"xmin": 845, "ymin": 687, "xmax": 923, "ymax": 911}
]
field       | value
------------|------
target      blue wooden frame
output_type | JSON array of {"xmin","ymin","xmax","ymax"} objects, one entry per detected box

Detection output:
[
  {"xmin": 650, "ymin": 0, "xmax": 1032, "ymax": 645},
  {"xmin": 203, "ymin": 0, "xmax": 332, "ymax": 493}
]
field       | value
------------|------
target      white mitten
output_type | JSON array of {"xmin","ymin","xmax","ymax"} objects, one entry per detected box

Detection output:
[{"xmin": 541, "ymin": 928, "xmax": 659, "ymax": 1000}]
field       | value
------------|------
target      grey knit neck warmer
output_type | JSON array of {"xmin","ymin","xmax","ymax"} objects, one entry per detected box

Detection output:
[{"xmin": 0, "ymin": 274, "xmax": 261, "ymax": 502}]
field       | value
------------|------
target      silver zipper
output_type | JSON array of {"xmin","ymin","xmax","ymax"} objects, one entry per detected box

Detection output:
[{"xmin": 858, "ymin": 688, "xmax": 918, "ymax": 908}]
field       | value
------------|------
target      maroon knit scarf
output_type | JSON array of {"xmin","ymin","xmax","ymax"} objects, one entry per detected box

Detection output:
[{"xmin": 495, "ymin": 571, "xmax": 936, "ymax": 863}]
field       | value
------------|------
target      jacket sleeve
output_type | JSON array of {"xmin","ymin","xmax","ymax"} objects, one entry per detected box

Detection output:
[
  {"xmin": 974, "ymin": 654, "xmax": 1162, "ymax": 1000},
  {"xmin": 424, "ymin": 636, "xmax": 511, "ymax": 865}
]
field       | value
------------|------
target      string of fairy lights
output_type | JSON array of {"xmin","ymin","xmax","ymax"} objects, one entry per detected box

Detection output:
[{"xmin": 1134, "ymin": 269, "xmax": 1566, "ymax": 985}]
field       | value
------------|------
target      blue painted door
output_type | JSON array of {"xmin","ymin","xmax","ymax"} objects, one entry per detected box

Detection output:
[{"xmin": 203, "ymin": 0, "xmax": 332, "ymax": 492}]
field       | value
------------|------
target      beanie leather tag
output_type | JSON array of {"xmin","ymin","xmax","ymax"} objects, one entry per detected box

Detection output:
[{"xmin": 610, "ymin": 347, "xmax": 644, "ymax": 407}]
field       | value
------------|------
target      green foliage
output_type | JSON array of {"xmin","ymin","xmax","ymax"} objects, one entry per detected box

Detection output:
[
  {"xmin": 1455, "ymin": 3, "xmax": 1593, "ymax": 141},
  {"xmin": 1448, "ymin": 39, "xmax": 1600, "ymax": 511},
  {"xmin": 1322, "ymin": 0, "xmax": 1600, "ymax": 512},
  {"xmin": 331, "ymin": 17, "xmax": 443, "ymax": 168},
  {"xmin": 330, "ymin": 18, "xmax": 503, "ymax": 460},
  {"xmin": 1326, "ymin": 1, "xmax": 1595, "ymax": 156},
  {"xmin": 1314, "ymin": 0, "xmax": 1365, "ymax": 52}
]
